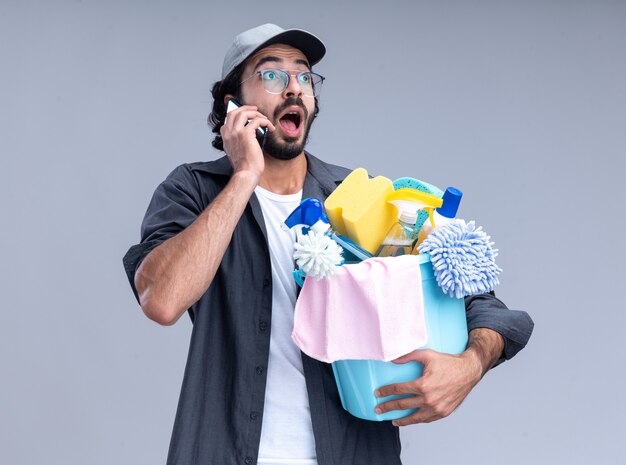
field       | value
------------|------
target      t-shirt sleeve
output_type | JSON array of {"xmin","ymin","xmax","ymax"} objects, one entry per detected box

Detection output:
[
  {"xmin": 122, "ymin": 164, "xmax": 204, "ymax": 304},
  {"xmin": 464, "ymin": 292, "xmax": 534, "ymax": 367}
]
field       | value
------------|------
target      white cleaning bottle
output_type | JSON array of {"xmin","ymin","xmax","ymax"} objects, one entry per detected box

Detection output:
[
  {"xmin": 414, "ymin": 187, "xmax": 463, "ymax": 251},
  {"xmin": 375, "ymin": 189, "xmax": 443, "ymax": 257}
]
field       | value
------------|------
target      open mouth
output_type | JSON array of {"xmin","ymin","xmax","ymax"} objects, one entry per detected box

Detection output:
[{"xmin": 278, "ymin": 106, "xmax": 304, "ymax": 137}]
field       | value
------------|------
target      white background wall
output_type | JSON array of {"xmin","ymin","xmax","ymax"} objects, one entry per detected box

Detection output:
[{"xmin": 2, "ymin": 1, "xmax": 625, "ymax": 463}]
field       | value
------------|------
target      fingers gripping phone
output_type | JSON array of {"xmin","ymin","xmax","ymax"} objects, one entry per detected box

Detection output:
[{"xmin": 225, "ymin": 98, "xmax": 268, "ymax": 147}]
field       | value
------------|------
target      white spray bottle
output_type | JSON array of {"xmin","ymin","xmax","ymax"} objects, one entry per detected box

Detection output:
[{"xmin": 376, "ymin": 189, "xmax": 442, "ymax": 257}]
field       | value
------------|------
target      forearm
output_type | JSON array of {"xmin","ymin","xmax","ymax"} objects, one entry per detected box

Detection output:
[
  {"xmin": 135, "ymin": 170, "xmax": 259, "ymax": 325},
  {"xmin": 465, "ymin": 292, "xmax": 534, "ymax": 364},
  {"xmin": 464, "ymin": 328, "xmax": 505, "ymax": 379}
]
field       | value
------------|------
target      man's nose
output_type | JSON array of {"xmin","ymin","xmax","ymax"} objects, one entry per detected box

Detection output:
[{"xmin": 283, "ymin": 73, "xmax": 303, "ymax": 98}]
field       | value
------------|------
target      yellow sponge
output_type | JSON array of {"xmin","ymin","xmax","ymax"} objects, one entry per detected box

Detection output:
[{"xmin": 324, "ymin": 168, "xmax": 397, "ymax": 255}]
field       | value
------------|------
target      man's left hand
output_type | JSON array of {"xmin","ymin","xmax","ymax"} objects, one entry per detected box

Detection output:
[{"xmin": 374, "ymin": 348, "xmax": 483, "ymax": 426}]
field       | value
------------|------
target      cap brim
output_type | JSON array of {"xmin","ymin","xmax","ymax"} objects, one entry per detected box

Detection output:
[{"xmin": 248, "ymin": 29, "xmax": 326, "ymax": 68}]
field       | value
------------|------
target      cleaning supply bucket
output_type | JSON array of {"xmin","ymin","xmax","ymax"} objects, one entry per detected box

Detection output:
[{"xmin": 331, "ymin": 253, "xmax": 468, "ymax": 421}]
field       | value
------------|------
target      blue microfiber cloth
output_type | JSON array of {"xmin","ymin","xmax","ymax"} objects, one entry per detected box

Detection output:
[{"xmin": 417, "ymin": 220, "xmax": 502, "ymax": 298}]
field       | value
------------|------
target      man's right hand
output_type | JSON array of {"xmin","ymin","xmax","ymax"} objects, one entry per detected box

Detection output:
[
  {"xmin": 136, "ymin": 107, "xmax": 274, "ymax": 325},
  {"xmin": 220, "ymin": 105, "xmax": 275, "ymax": 180}
]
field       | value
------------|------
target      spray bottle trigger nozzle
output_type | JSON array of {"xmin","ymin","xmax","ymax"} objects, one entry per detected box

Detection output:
[{"xmin": 283, "ymin": 198, "xmax": 329, "ymax": 231}]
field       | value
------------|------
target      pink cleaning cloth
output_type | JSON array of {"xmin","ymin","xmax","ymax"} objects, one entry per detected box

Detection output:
[{"xmin": 292, "ymin": 255, "xmax": 427, "ymax": 363}]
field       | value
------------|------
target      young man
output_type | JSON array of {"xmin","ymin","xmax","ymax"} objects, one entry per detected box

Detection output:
[{"xmin": 123, "ymin": 24, "xmax": 533, "ymax": 465}]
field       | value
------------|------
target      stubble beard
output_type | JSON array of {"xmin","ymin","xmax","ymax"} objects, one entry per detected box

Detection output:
[
  {"xmin": 263, "ymin": 119, "xmax": 314, "ymax": 161},
  {"xmin": 262, "ymin": 98, "xmax": 315, "ymax": 161}
]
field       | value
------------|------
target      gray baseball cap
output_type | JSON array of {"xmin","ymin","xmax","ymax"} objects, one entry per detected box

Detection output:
[{"xmin": 221, "ymin": 23, "xmax": 326, "ymax": 79}]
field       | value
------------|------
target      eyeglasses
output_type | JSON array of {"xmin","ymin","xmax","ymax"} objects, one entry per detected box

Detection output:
[{"xmin": 241, "ymin": 68, "xmax": 325, "ymax": 97}]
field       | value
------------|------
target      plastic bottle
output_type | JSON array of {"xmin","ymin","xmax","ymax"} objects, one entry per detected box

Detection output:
[
  {"xmin": 375, "ymin": 205, "xmax": 420, "ymax": 257},
  {"xmin": 375, "ymin": 189, "xmax": 443, "ymax": 257},
  {"xmin": 414, "ymin": 187, "xmax": 463, "ymax": 251}
]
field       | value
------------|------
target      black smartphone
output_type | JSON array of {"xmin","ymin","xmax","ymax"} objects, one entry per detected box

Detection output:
[{"xmin": 225, "ymin": 98, "xmax": 268, "ymax": 147}]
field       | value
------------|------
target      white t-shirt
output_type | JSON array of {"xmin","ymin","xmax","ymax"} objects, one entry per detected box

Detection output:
[{"xmin": 254, "ymin": 186, "xmax": 317, "ymax": 465}]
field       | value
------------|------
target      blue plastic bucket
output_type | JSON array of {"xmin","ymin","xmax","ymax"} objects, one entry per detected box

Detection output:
[{"xmin": 331, "ymin": 253, "xmax": 468, "ymax": 421}]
